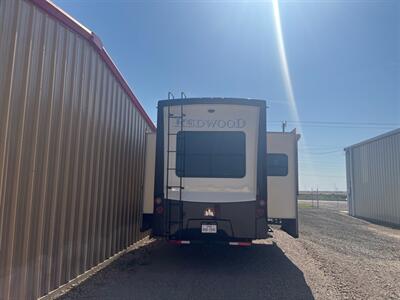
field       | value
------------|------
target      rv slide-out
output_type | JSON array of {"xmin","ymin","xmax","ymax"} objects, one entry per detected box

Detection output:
[{"xmin": 267, "ymin": 130, "xmax": 300, "ymax": 238}]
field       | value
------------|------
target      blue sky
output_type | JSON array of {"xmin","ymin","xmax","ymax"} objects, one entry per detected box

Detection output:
[{"xmin": 54, "ymin": 0, "xmax": 399, "ymax": 191}]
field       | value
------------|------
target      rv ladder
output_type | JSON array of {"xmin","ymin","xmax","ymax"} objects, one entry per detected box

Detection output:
[{"xmin": 165, "ymin": 93, "xmax": 185, "ymax": 239}]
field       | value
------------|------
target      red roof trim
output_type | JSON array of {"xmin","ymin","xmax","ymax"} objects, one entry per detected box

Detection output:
[{"xmin": 30, "ymin": 0, "xmax": 156, "ymax": 131}]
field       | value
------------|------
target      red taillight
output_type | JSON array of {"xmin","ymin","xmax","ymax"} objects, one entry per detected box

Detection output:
[
  {"xmin": 155, "ymin": 206, "xmax": 164, "ymax": 214},
  {"xmin": 229, "ymin": 241, "xmax": 252, "ymax": 247},
  {"xmin": 154, "ymin": 197, "xmax": 163, "ymax": 214},
  {"xmin": 155, "ymin": 197, "xmax": 162, "ymax": 205},
  {"xmin": 169, "ymin": 240, "xmax": 190, "ymax": 245},
  {"xmin": 256, "ymin": 195, "xmax": 266, "ymax": 207},
  {"xmin": 256, "ymin": 208, "xmax": 265, "ymax": 217}
]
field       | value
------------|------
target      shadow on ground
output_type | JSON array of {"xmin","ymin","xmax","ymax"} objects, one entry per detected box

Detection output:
[{"xmin": 61, "ymin": 240, "xmax": 314, "ymax": 300}]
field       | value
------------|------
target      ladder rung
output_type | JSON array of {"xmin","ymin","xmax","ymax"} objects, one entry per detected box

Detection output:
[
  {"xmin": 168, "ymin": 113, "xmax": 186, "ymax": 117},
  {"xmin": 167, "ymin": 150, "xmax": 177, "ymax": 153},
  {"xmin": 169, "ymin": 116, "xmax": 183, "ymax": 119},
  {"xmin": 168, "ymin": 133, "xmax": 178, "ymax": 136},
  {"xmin": 167, "ymin": 186, "xmax": 184, "ymax": 189},
  {"xmin": 167, "ymin": 168, "xmax": 184, "ymax": 172}
]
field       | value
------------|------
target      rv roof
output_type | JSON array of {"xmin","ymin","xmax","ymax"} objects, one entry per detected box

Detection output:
[{"xmin": 158, "ymin": 97, "xmax": 267, "ymax": 107}]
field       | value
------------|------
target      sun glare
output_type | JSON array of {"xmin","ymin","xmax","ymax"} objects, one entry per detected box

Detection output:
[
  {"xmin": 272, "ymin": 0, "xmax": 316, "ymax": 188},
  {"xmin": 272, "ymin": 0, "xmax": 299, "ymax": 121}
]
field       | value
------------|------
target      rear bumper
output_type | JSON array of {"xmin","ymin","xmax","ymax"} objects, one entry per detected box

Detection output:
[
  {"xmin": 152, "ymin": 199, "xmax": 268, "ymax": 241},
  {"xmin": 168, "ymin": 239, "xmax": 252, "ymax": 246}
]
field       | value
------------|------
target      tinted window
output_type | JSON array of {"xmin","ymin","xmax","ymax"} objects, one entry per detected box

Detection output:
[
  {"xmin": 267, "ymin": 153, "xmax": 288, "ymax": 176},
  {"xmin": 176, "ymin": 131, "xmax": 246, "ymax": 178}
]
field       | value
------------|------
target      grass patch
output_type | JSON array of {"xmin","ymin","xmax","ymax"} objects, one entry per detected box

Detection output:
[
  {"xmin": 298, "ymin": 203, "xmax": 313, "ymax": 209},
  {"xmin": 298, "ymin": 192, "xmax": 347, "ymax": 202}
]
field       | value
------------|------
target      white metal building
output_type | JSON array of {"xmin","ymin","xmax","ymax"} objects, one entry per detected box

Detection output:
[{"xmin": 345, "ymin": 128, "xmax": 400, "ymax": 226}]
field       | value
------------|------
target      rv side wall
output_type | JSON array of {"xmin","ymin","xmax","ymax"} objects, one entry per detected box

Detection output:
[
  {"xmin": 143, "ymin": 132, "xmax": 156, "ymax": 214},
  {"xmin": 267, "ymin": 131, "xmax": 299, "ymax": 219}
]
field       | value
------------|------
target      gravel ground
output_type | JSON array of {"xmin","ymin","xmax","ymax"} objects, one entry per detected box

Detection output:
[
  {"xmin": 284, "ymin": 208, "xmax": 400, "ymax": 300},
  {"xmin": 60, "ymin": 208, "xmax": 400, "ymax": 300}
]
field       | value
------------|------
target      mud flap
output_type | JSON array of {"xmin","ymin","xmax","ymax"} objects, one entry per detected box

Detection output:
[
  {"xmin": 281, "ymin": 218, "xmax": 298, "ymax": 238},
  {"xmin": 256, "ymin": 218, "xmax": 268, "ymax": 239},
  {"xmin": 141, "ymin": 214, "xmax": 153, "ymax": 232}
]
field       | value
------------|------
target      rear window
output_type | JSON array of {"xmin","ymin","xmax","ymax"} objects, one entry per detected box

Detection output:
[
  {"xmin": 267, "ymin": 153, "xmax": 288, "ymax": 176},
  {"xmin": 176, "ymin": 131, "xmax": 246, "ymax": 178}
]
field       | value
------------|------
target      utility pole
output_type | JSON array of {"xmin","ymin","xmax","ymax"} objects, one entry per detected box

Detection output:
[
  {"xmin": 311, "ymin": 188, "xmax": 314, "ymax": 208},
  {"xmin": 335, "ymin": 184, "xmax": 339, "ymax": 209},
  {"xmin": 282, "ymin": 121, "xmax": 287, "ymax": 133}
]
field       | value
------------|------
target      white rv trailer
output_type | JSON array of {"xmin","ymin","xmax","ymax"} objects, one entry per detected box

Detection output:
[{"xmin": 141, "ymin": 98, "xmax": 299, "ymax": 244}]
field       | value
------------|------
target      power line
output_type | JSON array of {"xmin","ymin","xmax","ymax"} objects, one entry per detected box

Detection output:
[
  {"xmin": 299, "ymin": 145, "xmax": 345, "ymax": 148},
  {"xmin": 299, "ymin": 159, "xmax": 345, "ymax": 164},
  {"xmin": 299, "ymin": 160, "xmax": 344, "ymax": 164},
  {"xmin": 301, "ymin": 174, "xmax": 345, "ymax": 178},
  {"xmin": 299, "ymin": 162, "xmax": 345, "ymax": 166},
  {"xmin": 300, "ymin": 166, "xmax": 345, "ymax": 170},
  {"xmin": 306, "ymin": 150, "xmax": 344, "ymax": 155},
  {"xmin": 269, "ymin": 120, "xmax": 400, "ymax": 126},
  {"xmin": 269, "ymin": 124, "xmax": 397, "ymax": 129},
  {"xmin": 293, "ymin": 125, "xmax": 396, "ymax": 129},
  {"xmin": 298, "ymin": 146, "xmax": 347, "ymax": 151},
  {"xmin": 268, "ymin": 120, "xmax": 399, "ymax": 130}
]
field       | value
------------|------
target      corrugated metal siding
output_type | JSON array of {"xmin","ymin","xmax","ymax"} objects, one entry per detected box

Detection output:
[
  {"xmin": 0, "ymin": 1, "xmax": 152, "ymax": 299},
  {"xmin": 345, "ymin": 130, "xmax": 400, "ymax": 226}
]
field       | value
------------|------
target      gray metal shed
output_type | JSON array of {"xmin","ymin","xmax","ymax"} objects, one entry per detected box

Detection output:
[{"xmin": 345, "ymin": 128, "xmax": 400, "ymax": 226}]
